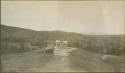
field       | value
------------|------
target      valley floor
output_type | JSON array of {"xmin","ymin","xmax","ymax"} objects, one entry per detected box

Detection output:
[{"xmin": 1, "ymin": 47, "xmax": 125, "ymax": 72}]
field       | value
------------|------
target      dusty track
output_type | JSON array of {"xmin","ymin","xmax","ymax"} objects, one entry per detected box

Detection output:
[{"xmin": 1, "ymin": 48, "xmax": 125, "ymax": 72}]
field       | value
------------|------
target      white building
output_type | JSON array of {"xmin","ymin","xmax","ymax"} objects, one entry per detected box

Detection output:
[
  {"xmin": 55, "ymin": 40, "xmax": 67, "ymax": 49},
  {"xmin": 54, "ymin": 40, "xmax": 68, "ymax": 56}
]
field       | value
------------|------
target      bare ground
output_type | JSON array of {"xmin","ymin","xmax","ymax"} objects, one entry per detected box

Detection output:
[{"xmin": 1, "ymin": 48, "xmax": 125, "ymax": 72}]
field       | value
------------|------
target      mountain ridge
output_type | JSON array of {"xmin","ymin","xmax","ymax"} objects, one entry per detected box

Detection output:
[{"xmin": 1, "ymin": 24, "xmax": 125, "ymax": 36}]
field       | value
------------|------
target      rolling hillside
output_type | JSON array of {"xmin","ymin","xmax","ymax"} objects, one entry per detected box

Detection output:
[{"xmin": 1, "ymin": 24, "xmax": 125, "ymax": 56}]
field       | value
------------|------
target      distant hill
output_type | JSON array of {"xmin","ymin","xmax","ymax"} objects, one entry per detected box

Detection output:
[{"xmin": 1, "ymin": 24, "xmax": 125, "ymax": 55}]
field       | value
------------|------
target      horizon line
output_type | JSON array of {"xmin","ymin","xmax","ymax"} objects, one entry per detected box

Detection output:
[{"xmin": 1, "ymin": 24, "xmax": 125, "ymax": 35}]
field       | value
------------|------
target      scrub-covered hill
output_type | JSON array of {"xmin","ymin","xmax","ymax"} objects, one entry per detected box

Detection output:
[{"xmin": 1, "ymin": 24, "xmax": 125, "ymax": 56}]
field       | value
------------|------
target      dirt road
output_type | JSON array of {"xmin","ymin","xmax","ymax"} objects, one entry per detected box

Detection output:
[{"xmin": 1, "ymin": 48, "xmax": 125, "ymax": 72}]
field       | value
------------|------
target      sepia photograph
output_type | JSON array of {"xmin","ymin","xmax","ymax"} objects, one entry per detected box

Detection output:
[{"xmin": 1, "ymin": 0, "xmax": 125, "ymax": 72}]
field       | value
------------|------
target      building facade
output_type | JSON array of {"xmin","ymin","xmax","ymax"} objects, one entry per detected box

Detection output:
[{"xmin": 55, "ymin": 40, "xmax": 67, "ymax": 49}]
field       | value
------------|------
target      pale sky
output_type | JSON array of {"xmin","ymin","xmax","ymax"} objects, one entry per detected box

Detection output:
[{"xmin": 1, "ymin": 1, "xmax": 125, "ymax": 35}]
